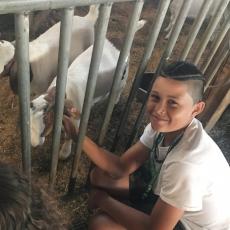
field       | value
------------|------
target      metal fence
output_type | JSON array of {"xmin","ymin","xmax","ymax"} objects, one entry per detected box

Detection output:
[{"xmin": 0, "ymin": 0, "xmax": 229, "ymax": 192}]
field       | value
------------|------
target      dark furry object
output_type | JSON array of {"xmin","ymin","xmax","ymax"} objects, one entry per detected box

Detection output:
[{"xmin": 0, "ymin": 162, "xmax": 67, "ymax": 230}]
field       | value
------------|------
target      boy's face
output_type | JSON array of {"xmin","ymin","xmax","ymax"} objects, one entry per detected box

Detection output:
[{"xmin": 146, "ymin": 76, "xmax": 205, "ymax": 133}]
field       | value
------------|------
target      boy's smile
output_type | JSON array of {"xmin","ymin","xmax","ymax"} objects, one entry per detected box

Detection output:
[{"xmin": 147, "ymin": 76, "xmax": 204, "ymax": 134}]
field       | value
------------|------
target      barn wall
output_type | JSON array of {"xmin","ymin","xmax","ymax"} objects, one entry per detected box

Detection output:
[{"xmin": 199, "ymin": 33, "xmax": 230, "ymax": 127}]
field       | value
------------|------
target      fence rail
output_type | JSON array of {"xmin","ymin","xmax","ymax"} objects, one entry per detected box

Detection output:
[
  {"xmin": 0, "ymin": 0, "xmax": 136, "ymax": 14},
  {"xmin": 0, "ymin": 0, "xmax": 229, "ymax": 193}
]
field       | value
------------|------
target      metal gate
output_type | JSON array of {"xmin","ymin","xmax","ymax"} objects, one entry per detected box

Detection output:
[{"xmin": 0, "ymin": 0, "xmax": 229, "ymax": 192}]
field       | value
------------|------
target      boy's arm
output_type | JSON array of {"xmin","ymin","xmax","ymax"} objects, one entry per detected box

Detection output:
[
  {"xmin": 90, "ymin": 189, "xmax": 184, "ymax": 230},
  {"xmin": 62, "ymin": 115, "xmax": 150, "ymax": 178},
  {"xmin": 83, "ymin": 137, "xmax": 150, "ymax": 178},
  {"xmin": 150, "ymin": 198, "xmax": 184, "ymax": 230}
]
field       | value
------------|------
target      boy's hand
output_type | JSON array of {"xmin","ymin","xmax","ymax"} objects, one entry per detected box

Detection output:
[
  {"xmin": 62, "ymin": 115, "xmax": 78, "ymax": 140},
  {"xmin": 63, "ymin": 101, "xmax": 81, "ymax": 119},
  {"xmin": 88, "ymin": 188, "xmax": 109, "ymax": 210}
]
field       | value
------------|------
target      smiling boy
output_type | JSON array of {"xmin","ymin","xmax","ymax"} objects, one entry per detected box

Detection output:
[{"xmin": 63, "ymin": 61, "xmax": 230, "ymax": 230}]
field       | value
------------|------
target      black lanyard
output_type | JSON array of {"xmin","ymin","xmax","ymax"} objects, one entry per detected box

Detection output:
[{"xmin": 141, "ymin": 132, "xmax": 183, "ymax": 199}]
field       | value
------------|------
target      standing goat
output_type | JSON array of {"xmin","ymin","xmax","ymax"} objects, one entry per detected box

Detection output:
[
  {"xmin": 164, "ymin": 0, "xmax": 222, "ymax": 39},
  {"xmin": 0, "ymin": 5, "xmax": 99, "ymax": 96},
  {"xmin": 30, "ymin": 20, "xmax": 146, "ymax": 159}
]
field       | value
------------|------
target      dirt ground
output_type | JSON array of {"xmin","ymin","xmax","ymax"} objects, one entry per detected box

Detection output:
[{"xmin": 0, "ymin": 1, "xmax": 229, "ymax": 229}]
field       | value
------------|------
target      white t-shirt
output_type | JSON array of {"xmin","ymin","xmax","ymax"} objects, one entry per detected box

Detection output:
[{"xmin": 140, "ymin": 118, "xmax": 230, "ymax": 229}]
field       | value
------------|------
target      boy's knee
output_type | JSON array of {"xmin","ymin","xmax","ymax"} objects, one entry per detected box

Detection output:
[
  {"xmin": 90, "ymin": 167, "xmax": 101, "ymax": 186},
  {"xmin": 88, "ymin": 214, "xmax": 107, "ymax": 230},
  {"xmin": 88, "ymin": 213, "xmax": 123, "ymax": 230}
]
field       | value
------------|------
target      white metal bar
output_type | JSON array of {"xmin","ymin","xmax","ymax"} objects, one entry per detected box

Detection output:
[
  {"xmin": 158, "ymin": 0, "xmax": 193, "ymax": 70},
  {"xmin": 204, "ymin": 49, "xmax": 229, "ymax": 92},
  {"xmin": 48, "ymin": 7, "xmax": 74, "ymax": 190},
  {"xmin": 68, "ymin": 3, "xmax": 112, "ymax": 193},
  {"xmin": 202, "ymin": 16, "xmax": 230, "ymax": 72},
  {"xmin": 0, "ymin": 0, "xmax": 135, "ymax": 14},
  {"xmin": 15, "ymin": 13, "xmax": 31, "ymax": 180},
  {"xmin": 111, "ymin": 0, "xmax": 171, "ymax": 151},
  {"xmin": 180, "ymin": 0, "xmax": 214, "ymax": 60},
  {"xmin": 193, "ymin": 0, "xmax": 230, "ymax": 65},
  {"xmin": 98, "ymin": 0, "xmax": 144, "ymax": 146}
]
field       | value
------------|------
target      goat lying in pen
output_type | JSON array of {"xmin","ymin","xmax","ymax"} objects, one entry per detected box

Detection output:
[
  {"xmin": 30, "ymin": 19, "xmax": 146, "ymax": 159},
  {"xmin": 0, "ymin": 162, "xmax": 67, "ymax": 230},
  {"xmin": 164, "ymin": 0, "xmax": 222, "ymax": 39},
  {"xmin": 0, "ymin": 5, "xmax": 98, "ymax": 96}
]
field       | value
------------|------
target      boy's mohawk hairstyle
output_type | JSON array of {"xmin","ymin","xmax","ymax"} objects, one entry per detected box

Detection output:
[{"xmin": 160, "ymin": 61, "xmax": 205, "ymax": 81}]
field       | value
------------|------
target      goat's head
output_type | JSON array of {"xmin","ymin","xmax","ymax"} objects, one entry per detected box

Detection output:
[
  {"xmin": 0, "ymin": 40, "xmax": 15, "ymax": 77},
  {"xmin": 0, "ymin": 40, "xmax": 33, "ymax": 94},
  {"xmin": 30, "ymin": 87, "xmax": 80, "ymax": 147},
  {"xmin": 8, "ymin": 60, "xmax": 33, "ymax": 94}
]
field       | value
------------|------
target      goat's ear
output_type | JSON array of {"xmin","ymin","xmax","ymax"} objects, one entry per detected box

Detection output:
[
  {"xmin": 45, "ymin": 86, "xmax": 56, "ymax": 103},
  {"xmin": 1, "ymin": 58, "xmax": 15, "ymax": 77},
  {"xmin": 8, "ymin": 60, "xmax": 18, "ymax": 94},
  {"xmin": 64, "ymin": 99, "xmax": 81, "ymax": 119},
  {"xmin": 62, "ymin": 115, "xmax": 78, "ymax": 140},
  {"xmin": 43, "ymin": 87, "xmax": 56, "ymax": 112},
  {"xmin": 41, "ymin": 111, "xmax": 54, "ymax": 137},
  {"xmin": 11, "ymin": 40, "xmax": 16, "ymax": 47}
]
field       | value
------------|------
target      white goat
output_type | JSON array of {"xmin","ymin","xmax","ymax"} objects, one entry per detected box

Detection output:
[
  {"xmin": 0, "ymin": 40, "xmax": 15, "ymax": 75},
  {"xmin": 0, "ymin": 5, "xmax": 99, "ymax": 96},
  {"xmin": 164, "ymin": 0, "xmax": 221, "ymax": 39},
  {"xmin": 30, "ymin": 20, "xmax": 146, "ymax": 159}
]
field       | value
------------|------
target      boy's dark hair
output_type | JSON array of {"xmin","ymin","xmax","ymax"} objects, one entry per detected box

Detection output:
[
  {"xmin": 160, "ymin": 61, "xmax": 205, "ymax": 102},
  {"xmin": 0, "ymin": 163, "xmax": 67, "ymax": 230}
]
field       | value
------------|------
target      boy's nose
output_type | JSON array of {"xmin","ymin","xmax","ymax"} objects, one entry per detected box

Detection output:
[{"xmin": 155, "ymin": 102, "xmax": 166, "ymax": 115}]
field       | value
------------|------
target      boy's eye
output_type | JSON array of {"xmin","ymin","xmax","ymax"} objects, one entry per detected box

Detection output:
[
  {"xmin": 168, "ymin": 100, "xmax": 178, "ymax": 107},
  {"xmin": 150, "ymin": 94, "xmax": 160, "ymax": 102}
]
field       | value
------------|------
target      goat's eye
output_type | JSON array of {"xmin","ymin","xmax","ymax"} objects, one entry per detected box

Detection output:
[
  {"xmin": 30, "ymin": 102, "xmax": 34, "ymax": 110},
  {"xmin": 43, "ymin": 105, "xmax": 49, "ymax": 112}
]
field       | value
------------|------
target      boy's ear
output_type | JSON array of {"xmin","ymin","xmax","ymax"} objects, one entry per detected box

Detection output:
[{"xmin": 192, "ymin": 101, "xmax": 205, "ymax": 117}]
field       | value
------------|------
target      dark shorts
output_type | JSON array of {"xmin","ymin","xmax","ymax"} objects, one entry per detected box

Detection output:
[
  {"xmin": 129, "ymin": 174, "xmax": 185, "ymax": 230},
  {"xmin": 129, "ymin": 173, "xmax": 158, "ymax": 214}
]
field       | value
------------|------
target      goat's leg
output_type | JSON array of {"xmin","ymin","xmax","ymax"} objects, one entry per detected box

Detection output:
[
  {"xmin": 7, "ymin": 91, "xmax": 16, "ymax": 109},
  {"xmin": 115, "ymin": 66, "xmax": 129, "ymax": 105},
  {"xmin": 164, "ymin": 11, "xmax": 174, "ymax": 33},
  {"xmin": 164, "ymin": 11, "xmax": 177, "ymax": 39},
  {"xmin": 59, "ymin": 139, "xmax": 73, "ymax": 160},
  {"xmin": 164, "ymin": 21, "xmax": 172, "ymax": 33}
]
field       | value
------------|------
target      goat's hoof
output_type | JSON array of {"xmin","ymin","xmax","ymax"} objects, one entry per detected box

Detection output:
[
  {"xmin": 58, "ymin": 148, "xmax": 71, "ymax": 160},
  {"xmin": 58, "ymin": 150, "xmax": 71, "ymax": 160},
  {"xmin": 164, "ymin": 34, "xmax": 170, "ymax": 40},
  {"xmin": 58, "ymin": 141, "xmax": 72, "ymax": 160},
  {"xmin": 164, "ymin": 28, "xmax": 169, "ymax": 33}
]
